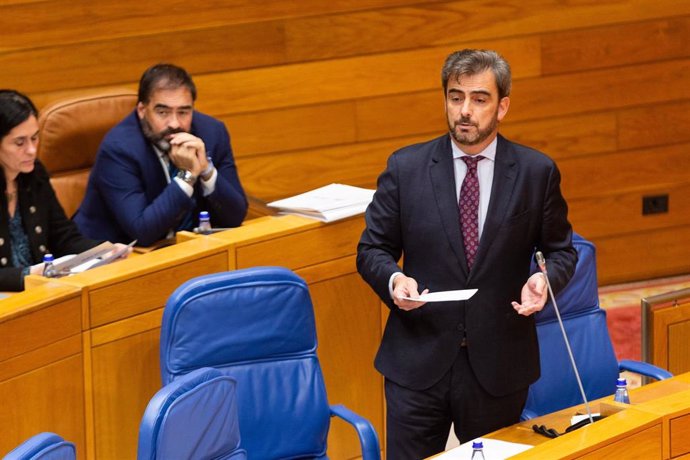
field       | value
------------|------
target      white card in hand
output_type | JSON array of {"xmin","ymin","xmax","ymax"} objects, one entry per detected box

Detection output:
[{"xmin": 401, "ymin": 289, "xmax": 478, "ymax": 302}]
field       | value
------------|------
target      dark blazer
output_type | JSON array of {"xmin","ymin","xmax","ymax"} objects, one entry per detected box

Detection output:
[
  {"xmin": 357, "ymin": 134, "xmax": 577, "ymax": 396},
  {"xmin": 0, "ymin": 161, "xmax": 101, "ymax": 291},
  {"xmin": 74, "ymin": 110, "xmax": 248, "ymax": 246}
]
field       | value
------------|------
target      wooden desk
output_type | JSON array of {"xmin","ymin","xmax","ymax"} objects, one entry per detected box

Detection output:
[
  {"xmin": 0, "ymin": 282, "xmax": 85, "ymax": 457},
  {"xmin": 435, "ymin": 373, "xmax": 690, "ymax": 459},
  {"xmin": 3, "ymin": 214, "xmax": 383, "ymax": 460}
]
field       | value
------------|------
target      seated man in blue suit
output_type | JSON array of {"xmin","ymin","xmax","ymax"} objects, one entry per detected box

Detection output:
[{"xmin": 75, "ymin": 63, "xmax": 248, "ymax": 246}]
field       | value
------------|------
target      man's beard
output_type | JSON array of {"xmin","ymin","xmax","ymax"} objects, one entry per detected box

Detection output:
[
  {"xmin": 140, "ymin": 116, "xmax": 185, "ymax": 146},
  {"xmin": 448, "ymin": 111, "xmax": 499, "ymax": 146}
]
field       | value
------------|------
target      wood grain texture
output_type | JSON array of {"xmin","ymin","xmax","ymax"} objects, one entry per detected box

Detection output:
[
  {"xmin": 0, "ymin": 295, "xmax": 81, "ymax": 362},
  {"xmin": 221, "ymin": 101, "xmax": 357, "ymax": 157},
  {"xmin": 236, "ymin": 217, "xmax": 364, "ymax": 269},
  {"xmin": 0, "ymin": 355, "xmax": 86, "ymax": 458},
  {"xmin": 192, "ymin": 41, "xmax": 540, "ymax": 117},
  {"xmin": 671, "ymin": 413, "xmax": 690, "ymax": 458},
  {"xmin": 542, "ymin": 16, "xmax": 690, "ymax": 75},
  {"xmin": 0, "ymin": 0, "xmax": 442, "ymax": 51},
  {"xmin": 285, "ymin": 0, "xmax": 690, "ymax": 62},
  {"xmin": 594, "ymin": 227, "xmax": 690, "ymax": 285},
  {"xmin": 567, "ymin": 182, "xmax": 690, "ymax": 240},
  {"xmin": 559, "ymin": 142, "xmax": 690, "ymax": 198},
  {"xmin": 91, "ymin": 328, "xmax": 161, "ymax": 460},
  {"xmin": 236, "ymin": 134, "xmax": 428, "ymax": 200},
  {"xmin": 0, "ymin": 22, "xmax": 287, "ymax": 94},
  {"xmin": 669, "ymin": 320, "xmax": 690, "ymax": 376}
]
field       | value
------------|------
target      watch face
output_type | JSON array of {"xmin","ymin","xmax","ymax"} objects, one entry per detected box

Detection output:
[{"xmin": 178, "ymin": 170, "xmax": 196, "ymax": 185}]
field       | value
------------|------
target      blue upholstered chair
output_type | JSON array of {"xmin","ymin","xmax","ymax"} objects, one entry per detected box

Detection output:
[
  {"xmin": 4, "ymin": 432, "xmax": 76, "ymax": 460},
  {"xmin": 521, "ymin": 234, "xmax": 673, "ymax": 420},
  {"xmin": 160, "ymin": 266, "xmax": 381, "ymax": 460},
  {"xmin": 138, "ymin": 367, "xmax": 246, "ymax": 460}
]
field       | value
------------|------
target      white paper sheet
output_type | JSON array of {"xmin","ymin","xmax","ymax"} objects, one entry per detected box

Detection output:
[
  {"xmin": 401, "ymin": 289, "xmax": 477, "ymax": 302},
  {"xmin": 433, "ymin": 437, "xmax": 533, "ymax": 460}
]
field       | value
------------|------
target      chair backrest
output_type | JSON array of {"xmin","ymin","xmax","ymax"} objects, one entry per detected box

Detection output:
[
  {"xmin": 37, "ymin": 89, "xmax": 137, "ymax": 217},
  {"xmin": 138, "ymin": 367, "xmax": 246, "ymax": 460},
  {"xmin": 522, "ymin": 234, "xmax": 619, "ymax": 419},
  {"xmin": 4, "ymin": 432, "xmax": 76, "ymax": 460},
  {"xmin": 160, "ymin": 267, "xmax": 332, "ymax": 459}
]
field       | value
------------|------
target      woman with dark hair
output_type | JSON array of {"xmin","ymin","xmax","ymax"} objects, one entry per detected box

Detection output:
[{"xmin": 0, "ymin": 89, "xmax": 127, "ymax": 291}]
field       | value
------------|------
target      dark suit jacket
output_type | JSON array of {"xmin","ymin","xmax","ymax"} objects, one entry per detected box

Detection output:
[
  {"xmin": 357, "ymin": 134, "xmax": 577, "ymax": 396},
  {"xmin": 74, "ymin": 110, "xmax": 247, "ymax": 246},
  {"xmin": 0, "ymin": 161, "xmax": 100, "ymax": 291}
]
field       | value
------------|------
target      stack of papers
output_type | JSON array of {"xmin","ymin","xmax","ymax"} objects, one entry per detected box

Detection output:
[
  {"xmin": 267, "ymin": 183, "xmax": 375, "ymax": 222},
  {"xmin": 434, "ymin": 437, "xmax": 533, "ymax": 459}
]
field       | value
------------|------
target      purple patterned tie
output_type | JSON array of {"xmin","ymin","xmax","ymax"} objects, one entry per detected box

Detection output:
[{"xmin": 459, "ymin": 155, "xmax": 484, "ymax": 269}]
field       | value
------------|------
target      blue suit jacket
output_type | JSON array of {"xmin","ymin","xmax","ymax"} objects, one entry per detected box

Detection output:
[
  {"xmin": 75, "ymin": 111, "xmax": 247, "ymax": 246},
  {"xmin": 357, "ymin": 134, "xmax": 577, "ymax": 396}
]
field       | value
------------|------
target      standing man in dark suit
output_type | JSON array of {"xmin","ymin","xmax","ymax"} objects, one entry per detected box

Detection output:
[
  {"xmin": 357, "ymin": 49, "xmax": 578, "ymax": 458},
  {"xmin": 75, "ymin": 63, "xmax": 247, "ymax": 246}
]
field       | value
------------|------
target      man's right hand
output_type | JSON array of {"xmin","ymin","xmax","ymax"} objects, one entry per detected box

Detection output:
[
  {"xmin": 168, "ymin": 132, "xmax": 206, "ymax": 177},
  {"xmin": 392, "ymin": 274, "xmax": 428, "ymax": 311}
]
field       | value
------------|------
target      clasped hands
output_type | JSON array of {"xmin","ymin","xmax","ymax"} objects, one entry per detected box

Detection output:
[
  {"xmin": 168, "ymin": 132, "xmax": 209, "ymax": 178},
  {"xmin": 392, "ymin": 272, "xmax": 547, "ymax": 316}
]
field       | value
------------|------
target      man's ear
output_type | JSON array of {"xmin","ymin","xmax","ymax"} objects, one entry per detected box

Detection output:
[
  {"xmin": 136, "ymin": 101, "xmax": 146, "ymax": 120},
  {"xmin": 497, "ymin": 96, "xmax": 510, "ymax": 122}
]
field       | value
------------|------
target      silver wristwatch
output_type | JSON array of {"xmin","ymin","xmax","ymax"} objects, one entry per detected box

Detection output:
[{"xmin": 177, "ymin": 170, "xmax": 197, "ymax": 186}]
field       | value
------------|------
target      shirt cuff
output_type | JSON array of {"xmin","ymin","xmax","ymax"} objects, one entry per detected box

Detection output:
[
  {"xmin": 173, "ymin": 177, "xmax": 194, "ymax": 197},
  {"xmin": 388, "ymin": 271, "xmax": 404, "ymax": 299},
  {"xmin": 200, "ymin": 167, "xmax": 218, "ymax": 197}
]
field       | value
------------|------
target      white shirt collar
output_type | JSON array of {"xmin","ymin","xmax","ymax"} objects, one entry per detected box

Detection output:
[{"xmin": 450, "ymin": 135, "xmax": 498, "ymax": 162}]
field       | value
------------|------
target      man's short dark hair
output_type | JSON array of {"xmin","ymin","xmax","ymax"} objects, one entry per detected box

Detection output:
[
  {"xmin": 441, "ymin": 49, "xmax": 512, "ymax": 99},
  {"xmin": 0, "ymin": 89, "xmax": 38, "ymax": 140},
  {"xmin": 138, "ymin": 63, "xmax": 197, "ymax": 104}
]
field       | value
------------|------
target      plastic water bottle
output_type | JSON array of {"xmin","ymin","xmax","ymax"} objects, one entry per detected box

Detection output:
[
  {"xmin": 614, "ymin": 378, "xmax": 631, "ymax": 404},
  {"xmin": 470, "ymin": 440, "xmax": 485, "ymax": 460},
  {"xmin": 43, "ymin": 253, "xmax": 57, "ymax": 278},
  {"xmin": 198, "ymin": 211, "xmax": 212, "ymax": 235}
]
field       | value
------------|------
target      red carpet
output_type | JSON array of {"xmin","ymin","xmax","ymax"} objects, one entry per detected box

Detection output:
[{"xmin": 606, "ymin": 306, "xmax": 641, "ymax": 361}]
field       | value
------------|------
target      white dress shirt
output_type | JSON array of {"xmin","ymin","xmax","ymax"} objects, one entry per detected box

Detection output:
[{"xmin": 388, "ymin": 135, "xmax": 498, "ymax": 297}]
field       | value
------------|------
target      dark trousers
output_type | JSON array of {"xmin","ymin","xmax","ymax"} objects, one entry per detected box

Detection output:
[{"xmin": 384, "ymin": 348, "xmax": 528, "ymax": 460}]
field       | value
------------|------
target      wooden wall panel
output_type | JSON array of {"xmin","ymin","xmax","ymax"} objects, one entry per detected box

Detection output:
[
  {"xmin": 286, "ymin": 0, "xmax": 690, "ymax": 61},
  {"xmin": 541, "ymin": 16, "xmax": 690, "ymax": 75},
  {"xmin": 220, "ymin": 101, "xmax": 358, "ymax": 157},
  {"xmin": 236, "ymin": 135, "xmax": 428, "ymax": 201},
  {"xmin": 0, "ymin": 0, "xmax": 442, "ymax": 51},
  {"xmin": 5, "ymin": 2, "xmax": 690, "ymax": 285}
]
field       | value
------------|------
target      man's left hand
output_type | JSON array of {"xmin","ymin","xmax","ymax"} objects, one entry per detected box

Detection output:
[
  {"xmin": 511, "ymin": 272, "xmax": 548, "ymax": 316},
  {"xmin": 169, "ymin": 132, "xmax": 208, "ymax": 177}
]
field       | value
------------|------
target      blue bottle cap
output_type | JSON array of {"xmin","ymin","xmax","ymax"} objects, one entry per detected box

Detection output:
[
  {"xmin": 617, "ymin": 378, "xmax": 627, "ymax": 386},
  {"xmin": 43, "ymin": 253, "xmax": 54, "ymax": 262},
  {"xmin": 199, "ymin": 211, "xmax": 210, "ymax": 219},
  {"xmin": 472, "ymin": 441, "xmax": 483, "ymax": 449}
]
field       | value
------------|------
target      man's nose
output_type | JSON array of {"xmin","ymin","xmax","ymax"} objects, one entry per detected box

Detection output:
[
  {"xmin": 461, "ymin": 100, "xmax": 472, "ymax": 117},
  {"xmin": 167, "ymin": 113, "xmax": 181, "ymax": 130}
]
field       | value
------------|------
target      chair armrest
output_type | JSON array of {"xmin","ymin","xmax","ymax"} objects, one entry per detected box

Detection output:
[
  {"xmin": 330, "ymin": 404, "xmax": 381, "ymax": 460},
  {"xmin": 520, "ymin": 408, "xmax": 540, "ymax": 421},
  {"xmin": 619, "ymin": 359, "xmax": 673, "ymax": 381}
]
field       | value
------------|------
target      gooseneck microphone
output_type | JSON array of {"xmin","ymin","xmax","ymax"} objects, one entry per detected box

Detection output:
[{"xmin": 536, "ymin": 251, "xmax": 594, "ymax": 425}]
